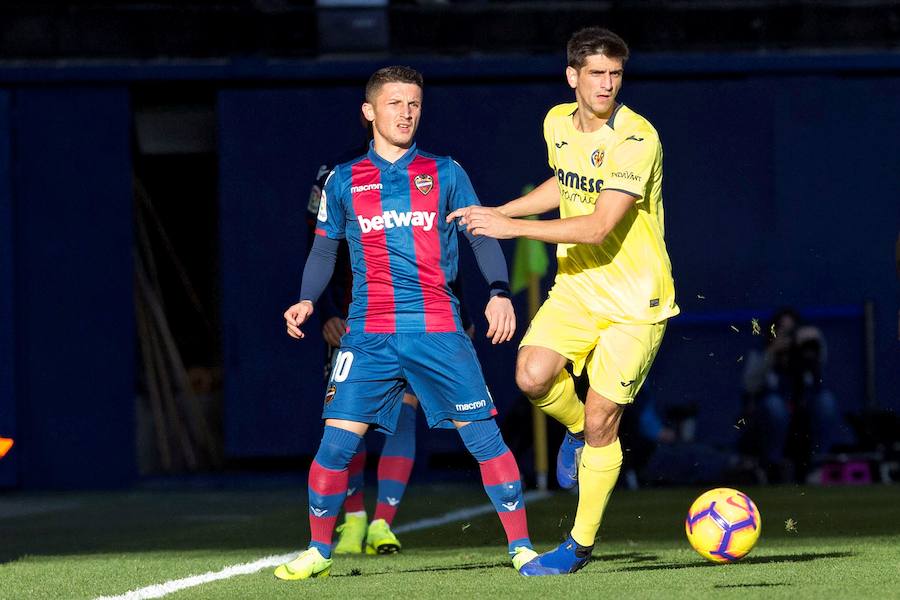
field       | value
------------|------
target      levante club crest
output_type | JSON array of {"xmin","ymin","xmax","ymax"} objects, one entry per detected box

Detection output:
[{"xmin": 414, "ymin": 174, "xmax": 433, "ymax": 195}]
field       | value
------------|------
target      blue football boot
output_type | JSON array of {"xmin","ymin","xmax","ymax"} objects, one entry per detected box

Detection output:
[
  {"xmin": 556, "ymin": 430, "xmax": 585, "ymax": 490},
  {"xmin": 530, "ymin": 534, "xmax": 593, "ymax": 575}
]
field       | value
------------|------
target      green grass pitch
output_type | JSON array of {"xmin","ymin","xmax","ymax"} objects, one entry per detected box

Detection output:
[{"xmin": 1, "ymin": 483, "xmax": 898, "ymax": 599}]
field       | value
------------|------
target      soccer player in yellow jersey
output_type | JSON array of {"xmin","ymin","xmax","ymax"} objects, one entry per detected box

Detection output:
[{"xmin": 448, "ymin": 27, "xmax": 679, "ymax": 574}]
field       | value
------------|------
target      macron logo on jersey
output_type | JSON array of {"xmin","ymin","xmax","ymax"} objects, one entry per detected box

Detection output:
[
  {"xmin": 358, "ymin": 210, "xmax": 436, "ymax": 233},
  {"xmin": 350, "ymin": 183, "xmax": 383, "ymax": 193}
]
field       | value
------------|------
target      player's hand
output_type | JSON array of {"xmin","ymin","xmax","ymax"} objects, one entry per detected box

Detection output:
[
  {"xmin": 284, "ymin": 301, "xmax": 314, "ymax": 339},
  {"xmin": 322, "ymin": 316, "xmax": 347, "ymax": 347},
  {"xmin": 484, "ymin": 295, "xmax": 515, "ymax": 344},
  {"xmin": 446, "ymin": 206, "xmax": 516, "ymax": 239}
]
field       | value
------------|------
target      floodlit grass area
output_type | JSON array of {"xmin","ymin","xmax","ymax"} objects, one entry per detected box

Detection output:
[{"xmin": 1, "ymin": 483, "xmax": 898, "ymax": 599}]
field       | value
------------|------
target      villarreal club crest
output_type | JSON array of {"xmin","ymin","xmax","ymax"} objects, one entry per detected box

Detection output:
[{"xmin": 685, "ymin": 488, "xmax": 761, "ymax": 563}]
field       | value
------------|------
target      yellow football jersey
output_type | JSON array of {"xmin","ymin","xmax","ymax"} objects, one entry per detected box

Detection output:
[{"xmin": 543, "ymin": 102, "xmax": 679, "ymax": 324}]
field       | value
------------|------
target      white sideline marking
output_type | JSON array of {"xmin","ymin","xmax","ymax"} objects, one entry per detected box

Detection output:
[
  {"xmin": 394, "ymin": 490, "xmax": 550, "ymax": 534},
  {"xmin": 94, "ymin": 490, "xmax": 552, "ymax": 600}
]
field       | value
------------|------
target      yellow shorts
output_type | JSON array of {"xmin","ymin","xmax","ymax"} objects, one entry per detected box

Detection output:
[{"xmin": 520, "ymin": 292, "xmax": 667, "ymax": 405}]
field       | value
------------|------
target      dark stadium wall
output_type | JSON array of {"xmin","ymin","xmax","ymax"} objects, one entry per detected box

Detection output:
[
  {"xmin": 218, "ymin": 67, "xmax": 900, "ymax": 458},
  {"xmin": 1, "ymin": 55, "xmax": 897, "ymax": 485},
  {"xmin": 10, "ymin": 88, "xmax": 136, "ymax": 488},
  {"xmin": 218, "ymin": 87, "xmax": 367, "ymax": 458}
]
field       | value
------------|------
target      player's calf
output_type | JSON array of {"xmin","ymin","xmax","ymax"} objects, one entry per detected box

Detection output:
[
  {"xmin": 276, "ymin": 425, "xmax": 362, "ymax": 582},
  {"xmin": 457, "ymin": 418, "xmax": 536, "ymax": 568}
]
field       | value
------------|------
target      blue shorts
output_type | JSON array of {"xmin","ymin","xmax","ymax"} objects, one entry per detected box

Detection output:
[
  {"xmin": 328, "ymin": 346, "xmax": 416, "ymax": 397},
  {"xmin": 322, "ymin": 332, "xmax": 496, "ymax": 433}
]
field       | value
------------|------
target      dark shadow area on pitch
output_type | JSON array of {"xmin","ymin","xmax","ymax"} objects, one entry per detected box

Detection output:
[
  {"xmin": 618, "ymin": 551, "xmax": 854, "ymax": 572},
  {"xmin": 594, "ymin": 551, "xmax": 660, "ymax": 564},
  {"xmin": 715, "ymin": 583, "xmax": 791, "ymax": 589},
  {"xmin": 333, "ymin": 560, "xmax": 508, "ymax": 578}
]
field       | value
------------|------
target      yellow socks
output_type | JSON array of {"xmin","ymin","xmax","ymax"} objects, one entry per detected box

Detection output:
[
  {"xmin": 570, "ymin": 438, "xmax": 623, "ymax": 547},
  {"xmin": 530, "ymin": 370, "xmax": 585, "ymax": 434}
]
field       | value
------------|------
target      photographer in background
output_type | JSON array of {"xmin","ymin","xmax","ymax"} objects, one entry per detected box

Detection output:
[{"xmin": 740, "ymin": 308, "xmax": 853, "ymax": 483}]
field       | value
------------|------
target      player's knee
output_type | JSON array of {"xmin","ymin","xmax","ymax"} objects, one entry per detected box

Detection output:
[
  {"xmin": 515, "ymin": 361, "xmax": 553, "ymax": 399},
  {"xmin": 458, "ymin": 419, "xmax": 507, "ymax": 463}
]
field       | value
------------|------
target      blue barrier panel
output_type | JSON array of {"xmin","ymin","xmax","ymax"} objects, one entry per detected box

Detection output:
[
  {"xmin": 218, "ymin": 87, "xmax": 366, "ymax": 457},
  {"xmin": 216, "ymin": 65, "xmax": 900, "ymax": 460},
  {"xmin": 13, "ymin": 88, "xmax": 135, "ymax": 488},
  {"xmin": 0, "ymin": 91, "xmax": 14, "ymax": 487}
]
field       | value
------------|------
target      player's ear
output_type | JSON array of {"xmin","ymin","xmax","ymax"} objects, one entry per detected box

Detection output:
[
  {"xmin": 565, "ymin": 66, "xmax": 578, "ymax": 90},
  {"xmin": 362, "ymin": 102, "xmax": 375, "ymax": 123}
]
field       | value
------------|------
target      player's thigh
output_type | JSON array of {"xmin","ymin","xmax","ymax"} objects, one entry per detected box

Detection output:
[
  {"xmin": 323, "ymin": 333, "xmax": 407, "ymax": 433},
  {"xmin": 520, "ymin": 292, "xmax": 603, "ymax": 378},
  {"xmin": 587, "ymin": 321, "xmax": 667, "ymax": 405},
  {"xmin": 399, "ymin": 333, "xmax": 496, "ymax": 428}
]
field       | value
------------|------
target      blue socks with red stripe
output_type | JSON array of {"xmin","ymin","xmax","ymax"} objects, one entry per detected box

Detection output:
[
  {"xmin": 308, "ymin": 426, "xmax": 362, "ymax": 558},
  {"xmin": 458, "ymin": 419, "xmax": 533, "ymax": 554},
  {"xmin": 343, "ymin": 438, "xmax": 367, "ymax": 514},
  {"xmin": 374, "ymin": 401, "xmax": 417, "ymax": 524}
]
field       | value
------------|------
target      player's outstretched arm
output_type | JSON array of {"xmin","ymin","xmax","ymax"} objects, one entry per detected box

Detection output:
[
  {"xmin": 446, "ymin": 177, "xmax": 560, "ymax": 227},
  {"xmin": 497, "ymin": 176, "xmax": 561, "ymax": 218},
  {"xmin": 457, "ymin": 189, "xmax": 636, "ymax": 245},
  {"xmin": 285, "ymin": 235, "xmax": 340, "ymax": 339}
]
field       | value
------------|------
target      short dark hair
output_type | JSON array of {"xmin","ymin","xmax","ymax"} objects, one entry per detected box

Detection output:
[
  {"xmin": 567, "ymin": 27, "xmax": 630, "ymax": 69},
  {"xmin": 365, "ymin": 66, "xmax": 424, "ymax": 103}
]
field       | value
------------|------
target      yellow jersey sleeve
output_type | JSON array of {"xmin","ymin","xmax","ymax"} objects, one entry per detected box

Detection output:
[
  {"xmin": 600, "ymin": 128, "xmax": 660, "ymax": 201},
  {"xmin": 543, "ymin": 103, "xmax": 578, "ymax": 171}
]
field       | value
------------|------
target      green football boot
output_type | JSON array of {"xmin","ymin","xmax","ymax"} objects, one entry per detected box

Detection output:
[
  {"xmin": 333, "ymin": 513, "xmax": 367, "ymax": 554},
  {"xmin": 273, "ymin": 548, "xmax": 332, "ymax": 581},
  {"xmin": 365, "ymin": 518, "xmax": 402, "ymax": 555}
]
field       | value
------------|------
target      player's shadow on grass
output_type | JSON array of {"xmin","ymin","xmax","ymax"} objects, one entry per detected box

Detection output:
[
  {"xmin": 334, "ymin": 552, "xmax": 661, "ymax": 578},
  {"xmin": 594, "ymin": 552, "xmax": 659, "ymax": 564},
  {"xmin": 617, "ymin": 551, "xmax": 854, "ymax": 572},
  {"xmin": 334, "ymin": 561, "xmax": 508, "ymax": 578},
  {"xmin": 714, "ymin": 583, "xmax": 790, "ymax": 589}
]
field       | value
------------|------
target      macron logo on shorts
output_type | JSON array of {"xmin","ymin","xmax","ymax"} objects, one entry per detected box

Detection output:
[
  {"xmin": 357, "ymin": 210, "xmax": 436, "ymax": 233},
  {"xmin": 455, "ymin": 399, "xmax": 487, "ymax": 412}
]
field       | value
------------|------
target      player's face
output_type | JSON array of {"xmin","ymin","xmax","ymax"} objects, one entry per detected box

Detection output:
[
  {"xmin": 567, "ymin": 54, "xmax": 624, "ymax": 118},
  {"xmin": 363, "ymin": 82, "xmax": 422, "ymax": 150}
]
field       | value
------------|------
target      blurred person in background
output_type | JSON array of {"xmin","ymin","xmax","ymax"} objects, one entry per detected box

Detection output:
[{"xmin": 741, "ymin": 308, "xmax": 854, "ymax": 482}]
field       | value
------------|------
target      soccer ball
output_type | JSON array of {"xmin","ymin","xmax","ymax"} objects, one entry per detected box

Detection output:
[{"xmin": 685, "ymin": 487, "xmax": 761, "ymax": 563}]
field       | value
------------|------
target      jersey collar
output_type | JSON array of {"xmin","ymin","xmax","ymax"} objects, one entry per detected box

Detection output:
[
  {"xmin": 367, "ymin": 140, "xmax": 419, "ymax": 170},
  {"xmin": 606, "ymin": 103, "xmax": 624, "ymax": 130}
]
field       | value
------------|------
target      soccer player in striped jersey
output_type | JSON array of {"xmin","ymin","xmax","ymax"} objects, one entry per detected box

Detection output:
[
  {"xmin": 276, "ymin": 66, "xmax": 546, "ymax": 580},
  {"xmin": 448, "ymin": 27, "xmax": 679, "ymax": 574},
  {"xmin": 307, "ymin": 144, "xmax": 477, "ymax": 556}
]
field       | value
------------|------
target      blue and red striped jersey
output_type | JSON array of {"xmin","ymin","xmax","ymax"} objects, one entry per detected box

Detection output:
[{"xmin": 315, "ymin": 142, "xmax": 477, "ymax": 334}]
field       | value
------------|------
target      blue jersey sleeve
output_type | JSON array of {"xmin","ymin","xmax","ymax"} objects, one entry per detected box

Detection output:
[
  {"xmin": 316, "ymin": 167, "xmax": 347, "ymax": 240},
  {"xmin": 448, "ymin": 159, "xmax": 481, "ymax": 212}
]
